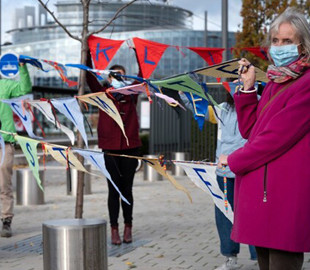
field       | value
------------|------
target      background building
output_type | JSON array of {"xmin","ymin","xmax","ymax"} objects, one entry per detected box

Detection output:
[{"xmin": 3, "ymin": 0, "xmax": 236, "ymax": 160}]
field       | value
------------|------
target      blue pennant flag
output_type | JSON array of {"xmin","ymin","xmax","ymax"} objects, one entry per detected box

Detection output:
[
  {"xmin": 19, "ymin": 55, "xmax": 49, "ymax": 72},
  {"xmin": 184, "ymin": 92, "xmax": 208, "ymax": 130}
]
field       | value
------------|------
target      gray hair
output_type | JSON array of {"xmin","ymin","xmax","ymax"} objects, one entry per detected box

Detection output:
[{"xmin": 266, "ymin": 7, "xmax": 310, "ymax": 59}]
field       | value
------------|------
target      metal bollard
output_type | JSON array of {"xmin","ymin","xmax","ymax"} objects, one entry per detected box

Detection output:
[
  {"xmin": 43, "ymin": 219, "xmax": 107, "ymax": 270},
  {"xmin": 172, "ymin": 152, "xmax": 188, "ymax": 176},
  {"xmin": 66, "ymin": 164, "xmax": 91, "ymax": 196},
  {"xmin": 143, "ymin": 154, "xmax": 163, "ymax": 181},
  {"xmin": 16, "ymin": 168, "xmax": 44, "ymax": 205}
]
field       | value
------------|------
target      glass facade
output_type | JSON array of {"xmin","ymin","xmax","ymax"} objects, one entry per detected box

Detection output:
[
  {"xmin": 9, "ymin": 0, "xmax": 193, "ymax": 45},
  {"xmin": 4, "ymin": 0, "xmax": 236, "ymax": 84},
  {"xmin": 2, "ymin": 0, "xmax": 236, "ymax": 143}
]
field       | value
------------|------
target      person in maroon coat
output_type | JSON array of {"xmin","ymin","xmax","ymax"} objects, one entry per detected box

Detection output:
[{"xmin": 86, "ymin": 53, "xmax": 141, "ymax": 245}]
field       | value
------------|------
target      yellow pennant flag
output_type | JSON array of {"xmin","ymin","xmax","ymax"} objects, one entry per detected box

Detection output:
[
  {"xmin": 77, "ymin": 92, "xmax": 129, "ymax": 145},
  {"xmin": 44, "ymin": 143, "xmax": 88, "ymax": 172},
  {"xmin": 194, "ymin": 58, "xmax": 268, "ymax": 83},
  {"xmin": 108, "ymin": 153, "xmax": 192, "ymax": 203}
]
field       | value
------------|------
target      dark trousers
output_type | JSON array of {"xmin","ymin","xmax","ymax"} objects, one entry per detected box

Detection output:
[
  {"xmin": 104, "ymin": 148, "xmax": 139, "ymax": 227},
  {"xmin": 256, "ymin": 246, "xmax": 304, "ymax": 270}
]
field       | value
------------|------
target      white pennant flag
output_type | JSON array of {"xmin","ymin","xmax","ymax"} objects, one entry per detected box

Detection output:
[
  {"xmin": 173, "ymin": 161, "xmax": 234, "ymax": 223},
  {"xmin": 74, "ymin": 149, "xmax": 130, "ymax": 205},
  {"xmin": 29, "ymin": 100, "xmax": 75, "ymax": 145},
  {"xmin": 77, "ymin": 92, "xmax": 129, "ymax": 146},
  {"xmin": 51, "ymin": 98, "xmax": 89, "ymax": 148},
  {"xmin": 1, "ymin": 95, "xmax": 42, "ymax": 139}
]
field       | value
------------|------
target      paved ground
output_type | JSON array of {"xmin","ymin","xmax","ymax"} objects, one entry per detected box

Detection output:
[{"xmin": 0, "ymin": 163, "xmax": 309, "ymax": 270}]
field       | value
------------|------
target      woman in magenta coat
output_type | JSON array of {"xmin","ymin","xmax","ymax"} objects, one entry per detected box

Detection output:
[{"xmin": 218, "ymin": 8, "xmax": 310, "ymax": 270}]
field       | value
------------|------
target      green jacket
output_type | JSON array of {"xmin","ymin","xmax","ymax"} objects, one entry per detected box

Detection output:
[{"xmin": 0, "ymin": 65, "xmax": 32, "ymax": 142}]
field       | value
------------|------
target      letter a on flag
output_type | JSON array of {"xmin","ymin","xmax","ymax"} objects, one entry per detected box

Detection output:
[
  {"xmin": 88, "ymin": 35, "xmax": 125, "ymax": 70},
  {"xmin": 133, "ymin": 37, "xmax": 169, "ymax": 79}
]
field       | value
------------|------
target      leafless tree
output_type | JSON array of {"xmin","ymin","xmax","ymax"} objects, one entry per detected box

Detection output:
[{"xmin": 37, "ymin": 0, "xmax": 139, "ymax": 218}]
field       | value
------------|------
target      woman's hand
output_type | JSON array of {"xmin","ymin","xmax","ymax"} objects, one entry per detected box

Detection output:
[
  {"xmin": 218, "ymin": 154, "xmax": 228, "ymax": 169},
  {"xmin": 238, "ymin": 58, "xmax": 256, "ymax": 90}
]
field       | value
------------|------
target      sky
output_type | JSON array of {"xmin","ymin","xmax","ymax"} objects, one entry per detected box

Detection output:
[{"xmin": 1, "ymin": 0, "xmax": 243, "ymax": 43}]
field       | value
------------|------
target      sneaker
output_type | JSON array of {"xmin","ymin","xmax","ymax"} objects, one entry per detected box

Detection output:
[
  {"xmin": 215, "ymin": 256, "xmax": 239, "ymax": 270},
  {"xmin": 1, "ymin": 217, "xmax": 12, "ymax": 238}
]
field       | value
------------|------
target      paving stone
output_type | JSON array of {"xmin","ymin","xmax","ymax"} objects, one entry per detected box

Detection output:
[{"xmin": 0, "ymin": 165, "xmax": 309, "ymax": 269}]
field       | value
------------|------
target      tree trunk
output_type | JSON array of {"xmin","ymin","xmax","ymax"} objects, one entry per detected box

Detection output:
[{"xmin": 75, "ymin": 0, "xmax": 90, "ymax": 219}]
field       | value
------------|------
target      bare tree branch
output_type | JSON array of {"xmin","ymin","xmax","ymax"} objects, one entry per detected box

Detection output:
[
  {"xmin": 89, "ymin": 0, "xmax": 139, "ymax": 36},
  {"xmin": 37, "ymin": 0, "xmax": 81, "ymax": 42}
]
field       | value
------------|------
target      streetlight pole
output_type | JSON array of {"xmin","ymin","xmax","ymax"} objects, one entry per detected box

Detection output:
[{"xmin": 222, "ymin": 0, "xmax": 228, "ymax": 61}]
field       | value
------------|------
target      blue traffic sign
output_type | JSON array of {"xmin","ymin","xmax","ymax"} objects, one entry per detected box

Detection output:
[{"xmin": 0, "ymin": 53, "xmax": 19, "ymax": 78}]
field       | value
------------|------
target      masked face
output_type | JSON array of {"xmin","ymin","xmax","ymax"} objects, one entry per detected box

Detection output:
[
  {"xmin": 111, "ymin": 79, "xmax": 126, "ymax": 89},
  {"xmin": 269, "ymin": 44, "xmax": 300, "ymax": 67},
  {"xmin": 269, "ymin": 22, "xmax": 301, "ymax": 67}
]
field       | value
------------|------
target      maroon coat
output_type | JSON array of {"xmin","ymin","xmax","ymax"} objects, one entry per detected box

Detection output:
[
  {"xmin": 228, "ymin": 69, "xmax": 310, "ymax": 252},
  {"xmin": 86, "ymin": 56, "xmax": 141, "ymax": 151}
]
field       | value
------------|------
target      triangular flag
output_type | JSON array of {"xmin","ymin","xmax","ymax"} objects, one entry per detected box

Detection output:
[
  {"xmin": 28, "ymin": 100, "xmax": 75, "ymax": 145},
  {"xmin": 107, "ymin": 83, "xmax": 147, "ymax": 95},
  {"xmin": 43, "ymin": 60, "xmax": 78, "ymax": 87},
  {"xmin": 173, "ymin": 161, "xmax": 233, "ymax": 223},
  {"xmin": 151, "ymin": 74, "xmax": 207, "ymax": 99},
  {"xmin": 74, "ymin": 149, "xmax": 130, "ymax": 205},
  {"xmin": 133, "ymin": 37, "xmax": 169, "ymax": 79},
  {"xmin": 242, "ymin": 47, "xmax": 268, "ymax": 61},
  {"xmin": 44, "ymin": 143, "xmax": 88, "ymax": 172},
  {"xmin": 158, "ymin": 87, "xmax": 187, "ymax": 116},
  {"xmin": 15, "ymin": 135, "xmax": 43, "ymax": 190},
  {"xmin": 88, "ymin": 35, "xmax": 125, "ymax": 70},
  {"xmin": 1, "ymin": 95, "xmax": 42, "ymax": 139},
  {"xmin": 194, "ymin": 59, "xmax": 268, "ymax": 82},
  {"xmin": 184, "ymin": 92, "xmax": 208, "ymax": 130},
  {"xmin": 50, "ymin": 98, "xmax": 89, "ymax": 148},
  {"xmin": 19, "ymin": 55, "xmax": 49, "ymax": 72},
  {"xmin": 142, "ymin": 157, "xmax": 192, "ymax": 203},
  {"xmin": 188, "ymin": 47, "xmax": 224, "ymax": 65},
  {"xmin": 77, "ymin": 92, "xmax": 129, "ymax": 146},
  {"xmin": 106, "ymin": 153, "xmax": 192, "ymax": 202}
]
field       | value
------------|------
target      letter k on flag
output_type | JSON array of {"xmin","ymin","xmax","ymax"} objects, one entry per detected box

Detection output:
[{"xmin": 88, "ymin": 35, "xmax": 125, "ymax": 70}]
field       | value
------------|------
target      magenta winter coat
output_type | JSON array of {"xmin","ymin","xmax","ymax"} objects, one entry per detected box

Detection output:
[{"xmin": 228, "ymin": 69, "xmax": 310, "ymax": 252}]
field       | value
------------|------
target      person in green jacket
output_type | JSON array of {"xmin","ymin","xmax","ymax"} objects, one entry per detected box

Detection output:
[{"xmin": 0, "ymin": 62, "xmax": 32, "ymax": 237}]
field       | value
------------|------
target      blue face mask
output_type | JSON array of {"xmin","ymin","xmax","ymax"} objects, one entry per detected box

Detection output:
[
  {"xmin": 269, "ymin": 44, "xmax": 300, "ymax": 67},
  {"xmin": 111, "ymin": 79, "xmax": 126, "ymax": 89}
]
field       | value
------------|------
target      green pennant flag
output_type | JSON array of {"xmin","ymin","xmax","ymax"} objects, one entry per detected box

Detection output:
[
  {"xmin": 15, "ymin": 135, "xmax": 43, "ymax": 191},
  {"xmin": 151, "ymin": 74, "xmax": 207, "ymax": 99}
]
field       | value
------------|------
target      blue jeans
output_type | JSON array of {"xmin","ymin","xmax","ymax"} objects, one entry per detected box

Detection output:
[{"xmin": 215, "ymin": 175, "xmax": 257, "ymax": 260}]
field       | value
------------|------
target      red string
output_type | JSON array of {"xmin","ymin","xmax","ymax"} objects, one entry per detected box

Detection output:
[
  {"xmin": 26, "ymin": 102, "xmax": 46, "ymax": 137},
  {"xmin": 145, "ymin": 83, "xmax": 153, "ymax": 104}
]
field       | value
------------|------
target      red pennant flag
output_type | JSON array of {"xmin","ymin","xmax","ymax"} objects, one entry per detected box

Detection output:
[
  {"xmin": 242, "ymin": 47, "xmax": 269, "ymax": 61},
  {"xmin": 133, "ymin": 37, "xmax": 169, "ymax": 79},
  {"xmin": 188, "ymin": 47, "xmax": 224, "ymax": 66},
  {"xmin": 88, "ymin": 35, "xmax": 125, "ymax": 70}
]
